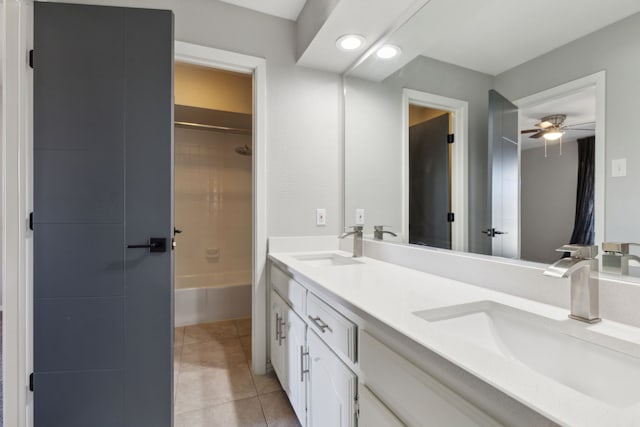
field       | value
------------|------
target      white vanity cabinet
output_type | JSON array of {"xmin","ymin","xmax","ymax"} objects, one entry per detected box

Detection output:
[
  {"xmin": 285, "ymin": 307, "xmax": 307, "ymax": 423},
  {"xmin": 269, "ymin": 289, "xmax": 308, "ymax": 424},
  {"xmin": 270, "ymin": 265, "xmax": 358, "ymax": 427},
  {"xmin": 360, "ymin": 331, "xmax": 501, "ymax": 427},
  {"xmin": 270, "ymin": 290, "xmax": 288, "ymax": 385},
  {"xmin": 307, "ymin": 329, "xmax": 358, "ymax": 427}
]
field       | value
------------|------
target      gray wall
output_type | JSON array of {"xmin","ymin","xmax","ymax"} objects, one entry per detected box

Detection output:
[
  {"xmin": 56, "ymin": 0, "xmax": 344, "ymax": 237},
  {"xmin": 344, "ymin": 76, "xmax": 403, "ymax": 233},
  {"xmin": 521, "ymin": 143, "xmax": 578, "ymax": 263},
  {"xmin": 494, "ymin": 11, "xmax": 640, "ymax": 244},
  {"xmin": 344, "ymin": 55, "xmax": 494, "ymax": 253}
]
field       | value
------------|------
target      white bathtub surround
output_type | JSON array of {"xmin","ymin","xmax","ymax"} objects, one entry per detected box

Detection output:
[
  {"xmin": 174, "ymin": 126, "xmax": 252, "ymax": 290},
  {"xmin": 175, "ymin": 284, "xmax": 251, "ymax": 327},
  {"xmin": 269, "ymin": 236, "xmax": 640, "ymax": 425}
]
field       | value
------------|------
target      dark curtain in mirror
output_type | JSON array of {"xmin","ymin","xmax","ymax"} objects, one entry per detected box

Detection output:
[{"xmin": 569, "ymin": 136, "xmax": 595, "ymax": 245}]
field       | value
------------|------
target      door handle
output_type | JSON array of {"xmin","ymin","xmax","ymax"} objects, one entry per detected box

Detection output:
[
  {"xmin": 127, "ymin": 237, "xmax": 167, "ymax": 253},
  {"xmin": 481, "ymin": 228, "xmax": 495, "ymax": 237},
  {"xmin": 481, "ymin": 228, "xmax": 508, "ymax": 238}
]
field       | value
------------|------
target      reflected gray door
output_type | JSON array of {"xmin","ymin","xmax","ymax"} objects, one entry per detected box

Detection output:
[
  {"xmin": 33, "ymin": 3, "xmax": 174, "ymax": 426},
  {"xmin": 409, "ymin": 113, "xmax": 451, "ymax": 249},
  {"xmin": 488, "ymin": 90, "xmax": 518, "ymax": 258}
]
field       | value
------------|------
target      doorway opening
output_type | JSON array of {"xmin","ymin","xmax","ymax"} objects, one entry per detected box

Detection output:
[
  {"xmin": 172, "ymin": 63, "xmax": 257, "ymax": 415},
  {"xmin": 408, "ymin": 105, "xmax": 452, "ymax": 248},
  {"xmin": 402, "ymin": 89, "xmax": 469, "ymax": 252},
  {"xmin": 519, "ymin": 86, "xmax": 596, "ymax": 263},
  {"xmin": 173, "ymin": 63, "xmax": 253, "ymax": 326}
]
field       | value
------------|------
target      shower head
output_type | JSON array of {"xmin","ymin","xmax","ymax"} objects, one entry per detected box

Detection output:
[{"xmin": 235, "ymin": 144, "xmax": 252, "ymax": 156}]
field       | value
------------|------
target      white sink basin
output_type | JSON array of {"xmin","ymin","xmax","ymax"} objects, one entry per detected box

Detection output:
[
  {"xmin": 293, "ymin": 253, "xmax": 363, "ymax": 268},
  {"xmin": 414, "ymin": 301, "xmax": 640, "ymax": 407}
]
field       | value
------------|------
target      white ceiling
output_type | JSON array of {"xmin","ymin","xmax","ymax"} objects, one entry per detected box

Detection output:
[
  {"xmin": 520, "ymin": 86, "xmax": 596, "ymax": 150},
  {"xmin": 217, "ymin": 0, "xmax": 307, "ymax": 21},
  {"xmin": 297, "ymin": 0, "xmax": 422, "ymax": 72},
  {"xmin": 350, "ymin": 0, "xmax": 640, "ymax": 80}
]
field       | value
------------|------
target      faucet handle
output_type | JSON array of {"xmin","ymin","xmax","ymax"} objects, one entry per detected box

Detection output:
[
  {"xmin": 345, "ymin": 225, "xmax": 363, "ymax": 231},
  {"xmin": 556, "ymin": 244, "xmax": 598, "ymax": 259},
  {"xmin": 373, "ymin": 225, "xmax": 392, "ymax": 231},
  {"xmin": 602, "ymin": 242, "xmax": 640, "ymax": 254}
]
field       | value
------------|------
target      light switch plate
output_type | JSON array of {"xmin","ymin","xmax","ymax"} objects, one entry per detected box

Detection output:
[
  {"xmin": 612, "ymin": 158, "xmax": 627, "ymax": 177},
  {"xmin": 355, "ymin": 209, "xmax": 365, "ymax": 225},
  {"xmin": 316, "ymin": 208, "xmax": 326, "ymax": 226}
]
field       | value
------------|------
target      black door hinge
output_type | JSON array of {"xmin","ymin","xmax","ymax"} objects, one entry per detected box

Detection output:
[
  {"xmin": 29, "ymin": 373, "xmax": 34, "ymax": 391},
  {"xmin": 447, "ymin": 212, "xmax": 455, "ymax": 222},
  {"xmin": 447, "ymin": 133, "xmax": 455, "ymax": 144},
  {"xmin": 29, "ymin": 212, "xmax": 34, "ymax": 230},
  {"xmin": 29, "ymin": 50, "xmax": 34, "ymax": 69}
]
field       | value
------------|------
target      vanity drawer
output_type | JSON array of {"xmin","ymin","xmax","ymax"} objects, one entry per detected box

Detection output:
[
  {"xmin": 360, "ymin": 331, "xmax": 501, "ymax": 427},
  {"xmin": 307, "ymin": 292, "xmax": 357, "ymax": 363},
  {"xmin": 270, "ymin": 264, "xmax": 306, "ymax": 315}
]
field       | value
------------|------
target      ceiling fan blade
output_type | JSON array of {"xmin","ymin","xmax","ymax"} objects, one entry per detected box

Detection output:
[
  {"xmin": 521, "ymin": 129, "xmax": 540, "ymax": 134},
  {"xmin": 565, "ymin": 128, "xmax": 596, "ymax": 132},
  {"xmin": 563, "ymin": 121, "xmax": 596, "ymax": 129},
  {"xmin": 529, "ymin": 131, "xmax": 545, "ymax": 139}
]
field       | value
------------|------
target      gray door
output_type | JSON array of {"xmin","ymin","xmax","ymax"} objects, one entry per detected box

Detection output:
[
  {"xmin": 33, "ymin": 3, "xmax": 174, "ymax": 426},
  {"xmin": 487, "ymin": 90, "xmax": 518, "ymax": 258},
  {"xmin": 409, "ymin": 113, "xmax": 451, "ymax": 249}
]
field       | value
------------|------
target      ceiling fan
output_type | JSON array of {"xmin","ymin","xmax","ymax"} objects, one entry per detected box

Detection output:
[
  {"xmin": 520, "ymin": 114, "xmax": 595, "ymax": 140},
  {"xmin": 520, "ymin": 114, "xmax": 595, "ymax": 156}
]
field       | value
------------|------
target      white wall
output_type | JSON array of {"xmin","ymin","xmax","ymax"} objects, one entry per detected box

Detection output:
[
  {"xmin": 174, "ymin": 127, "xmax": 252, "ymax": 288},
  {"xmin": 55, "ymin": 0, "xmax": 344, "ymax": 237},
  {"xmin": 494, "ymin": 11, "xmax": 640, "ymax": 244},
  {"xmin": 521, "ymin": 143, "xmax": 578, "ymax": 263}
]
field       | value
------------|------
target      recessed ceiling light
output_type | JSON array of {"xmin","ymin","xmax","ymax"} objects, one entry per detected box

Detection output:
[
  {"xmin": 376, "ymin": 44, "xmax": 401, "ymax": 59},
  {"xmin": 336, "ymin": 34, "xmax": 365, "ymax": 51}
]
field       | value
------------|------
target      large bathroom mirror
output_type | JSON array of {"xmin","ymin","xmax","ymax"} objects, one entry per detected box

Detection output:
[{"xmin": 344, "ymin": 0, "xmax": 640, "ymax": 274}]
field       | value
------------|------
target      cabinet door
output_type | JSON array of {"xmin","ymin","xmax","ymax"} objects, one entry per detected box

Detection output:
[
  {"xmin": 359, "ymin": 385, "xmax": 405, "ymax": 427},
  {"xmin": 307, "ymin": 330, "xmax": 357, "ymax": 427},
  {"xmin": 284, "ymin": 309, "xmax": 307, "ymax": 426},
  {"xmin": 270, "ymin": 290, "xmax": 287, "ymax": 388}
]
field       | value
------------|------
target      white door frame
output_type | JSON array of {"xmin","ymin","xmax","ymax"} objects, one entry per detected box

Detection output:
[
  {"xmin": 402, "ymin": 89, "xmax": 469, "ymax": 252},
  {"xmin": 514, "ymin": 71, "xmax": 605, "ymax": 249},
  {"xmin": 2, "ymin": 2, "xmax": 34, "ymax": 427},
  {"xmin": 175, "ymin": 41, "xmax": 268, "ymax": 376}
]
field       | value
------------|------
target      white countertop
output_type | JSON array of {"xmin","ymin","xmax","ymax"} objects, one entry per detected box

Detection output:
[{"xmin": 269, "ymin": 250, "xmax": 640, "ymax": 427}]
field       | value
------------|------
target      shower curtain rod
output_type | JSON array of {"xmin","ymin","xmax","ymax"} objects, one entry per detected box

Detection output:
[{"xmin": 175, "ymin": 121, "xmax": 251, "ymax": 135}]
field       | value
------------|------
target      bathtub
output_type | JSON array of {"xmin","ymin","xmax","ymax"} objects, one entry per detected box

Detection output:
[{"xmin": 174, "ymin": 270, "xmax": 252, "ymax": 326}]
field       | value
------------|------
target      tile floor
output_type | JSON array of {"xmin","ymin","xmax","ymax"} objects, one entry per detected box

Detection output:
[{"xmin": 174, "ymin": 318, "xmax": 301, "ymax": 427}]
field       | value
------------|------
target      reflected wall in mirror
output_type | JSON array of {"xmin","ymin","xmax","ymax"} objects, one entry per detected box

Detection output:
[{"xmin": 344, "ymin": 1, "xmax": 640, "ymax": 276}]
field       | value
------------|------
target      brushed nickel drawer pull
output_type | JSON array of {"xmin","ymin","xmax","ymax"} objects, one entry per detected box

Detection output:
[
  {"xmin": 275, "ymin": 313, "xmax": 281, "ymax": 343},
  {"xmin": 300, "ymin": 346, "xmax": 309, "ymax": 382},
  {"xmin": 308, "ymin": 315, "xmax": 332, "ymax": 333},
  {"xmin": 279, "ymin": 317, "xmax": 287, "ymax": 344}
]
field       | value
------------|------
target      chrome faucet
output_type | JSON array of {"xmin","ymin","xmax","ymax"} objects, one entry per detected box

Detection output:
[
  {"xmin": 601, "ymin": 242, "xmax": 640, "ymax": 275},
  {"xmin": 339, "ymin": 225, "xmax": 363, "ymax": 257},
  {"xmin": 543, "ymin": 244, "xmax": 600, "ymax": 323},
  {"xmin": 373, "ymin": 225, "xmax": 397, "ymax": 241}
]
